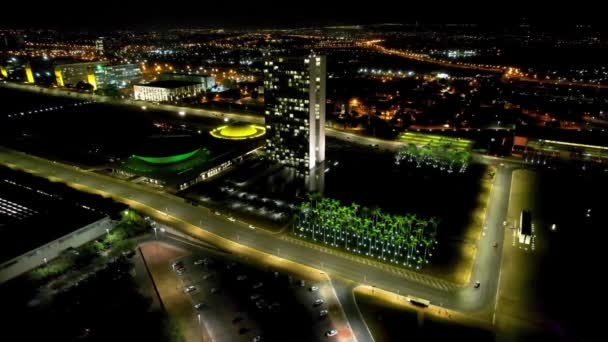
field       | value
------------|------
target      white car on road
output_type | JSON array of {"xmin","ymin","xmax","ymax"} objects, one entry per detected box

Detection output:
[{"xmin": 325, "ymin": 329, "xmax": 337, "ymax": 337}]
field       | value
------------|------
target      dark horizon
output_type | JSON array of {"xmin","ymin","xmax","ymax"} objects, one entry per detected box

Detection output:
[{"xmin": 2, "ymin": 1, "xmax": 606, "ymax": 31}]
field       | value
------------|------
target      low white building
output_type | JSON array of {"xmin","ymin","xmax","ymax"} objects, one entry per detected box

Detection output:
[
  {"xmin": 0, "ymin": 216, "xmax": 113, "ymax": 283},
  {"xmin": 134, "ymin": 80, "xmax": 203, "ymax": 102}
]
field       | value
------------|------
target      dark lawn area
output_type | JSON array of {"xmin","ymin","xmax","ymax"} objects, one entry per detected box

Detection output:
[
  {"xmin": 323, "ymin": 143, "xmax": 486, "ymax": 281},
  {"xmin": 528, "ymin": 167, "xmax": 608, "ymax": 341},
  {"xmin": 1, "ymin": 87, "xmax": 226, "ymax": 167},
  {"xmin": 355, "ymin": 290, "xmax": 494, "ymax": 342},
  {"xmin": 184, "ymin": 141, "xmax": 486, "ymax": 280},
  {"xmin": 0, "ymin": 257, "xmax": 181, "ymax": 342},
  {"xmin": 324, "ymin": 143, "xmax": 486, "ymax": 241}
]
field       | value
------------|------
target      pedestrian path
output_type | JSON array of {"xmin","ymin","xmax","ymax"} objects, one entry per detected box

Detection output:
[{"xmin": 281, "ymin": 235, "xmax": 457, "ymax": 291}]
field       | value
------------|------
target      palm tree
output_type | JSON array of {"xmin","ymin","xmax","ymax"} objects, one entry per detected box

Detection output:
[
  {"xmin": 350, "ymin": 202, "xmax": 360, "ymax": 217},
  {"xmin": 408, "ymin": 236, "xmax": 418, "ymax": 263},
  {"xmin": 363, "ymin": 218, "xmax": 373, "ymax": 253},
  {"xmin": 354, "ymin": 217, "xmax": 363, "ymax": 252},
  {"xmin": 371, "ymin": 207, "xmax": 382, "ymax": 228},
  {"xmin": 422, "ymin": 237, "xmax": 434, "ymax": 263},
  {"xmin": 294, "ymin": 196, "xmax": 439, "ymax": 269}
]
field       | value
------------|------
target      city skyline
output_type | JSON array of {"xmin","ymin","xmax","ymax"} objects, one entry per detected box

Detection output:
[{"xmin": 1, "ymin": 15, "xmax": 606, "ymax": 342}]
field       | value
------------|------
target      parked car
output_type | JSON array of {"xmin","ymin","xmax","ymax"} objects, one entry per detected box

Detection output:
[
  {"xmin": 250, "ymin": 294, "xmax": 261, "ymax": 301},
  {"xmin": 314, "ymin": 299, "xmax": 324, "ymax": 306},
  {"xmin": 325, "ymin": 329, "xmax": 338, "ymax": 337},
  {"xmin": 309, "ymin": 286, "xmax": 319, "ymax": 292},
  {"xmin": 319, "ymin": 309, "xmax": 329, "ymax": 317},
  {"xmin": 185, "ymin": 286, "xmax": 196, "ymax": 293}
]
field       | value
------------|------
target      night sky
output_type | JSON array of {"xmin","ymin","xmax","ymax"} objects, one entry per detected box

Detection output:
[{"xmin": 1, "ymin": 0, "xmax": 604, "ymax": 30}]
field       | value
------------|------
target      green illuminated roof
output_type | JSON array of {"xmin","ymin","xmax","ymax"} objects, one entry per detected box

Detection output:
[
  {"xmin": 133, "ymin": 148, "xmax": 200, "ymax": 164},
  {"xmin": 210, "ymin": 124, "xmax": 266, "ymax": 140}
]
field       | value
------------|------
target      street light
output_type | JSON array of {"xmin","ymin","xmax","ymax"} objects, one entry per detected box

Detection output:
[{"xmin": 153, "ymin": 226, "xmax": 158, "ymax": 239}]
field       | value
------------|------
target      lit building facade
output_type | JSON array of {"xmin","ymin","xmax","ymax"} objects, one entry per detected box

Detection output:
[
  {"xmin": 54, "ymin": 62, "xmax": 141, "ymax": 89},
  {"xmin": 54, "ymin": 62, "xmax": 105, "ymax": 88},
  {"xmin": 94, "ymin": 64, "xmax": 141, "ymax": 89},
  {"xmin": 264, "ymin": 54, "xmax": 326, "ymax": 175},
  {"xmin": 159, "ymin": 72, "xmax": 215, "ymax": 91},
  {"xmin": 133, "ymin": 80, "xmax": 203, "ymax": 102}
]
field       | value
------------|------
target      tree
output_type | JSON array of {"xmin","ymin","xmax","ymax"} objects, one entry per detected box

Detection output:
[{"xmin": 294, "ymin": 196, "xmax": 438, "ymax": 269}]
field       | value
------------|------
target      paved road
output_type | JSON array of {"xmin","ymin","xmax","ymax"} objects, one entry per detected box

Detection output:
[
  {"xmin": 1, "ymin": 82, "xmax": 518, "ymax": 321},
  {"xmin": 332, "ymin": 278, "xmax": 375, "ymax": 342},
  {"xmin": 0, "ymin": 147, "xmax": 513, "ymax": 320}
]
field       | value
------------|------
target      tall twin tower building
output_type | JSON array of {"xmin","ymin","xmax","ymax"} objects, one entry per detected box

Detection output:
[{"xmin": 263, "ymin": 54, "xmax": 326, "ymax": 176}]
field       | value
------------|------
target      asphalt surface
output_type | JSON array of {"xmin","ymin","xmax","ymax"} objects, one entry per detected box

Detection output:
[
  {"xmin": 0, "ymin": 147, "xmax": 513, "ymax": 319},
  {"xmin": 0, "ymin": 82, "xmax": 517, "ymax": 321}
]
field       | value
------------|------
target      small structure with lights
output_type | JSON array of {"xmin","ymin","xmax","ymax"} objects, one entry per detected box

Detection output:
[{"xmin": 210, "ymin": 123, "xmax": 266, "ymax": 140}]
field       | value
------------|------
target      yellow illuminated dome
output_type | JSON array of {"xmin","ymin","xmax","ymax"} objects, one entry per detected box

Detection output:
[{"xmin": 210, "ymin": 123, "xmax": 266, "ymax": 140}]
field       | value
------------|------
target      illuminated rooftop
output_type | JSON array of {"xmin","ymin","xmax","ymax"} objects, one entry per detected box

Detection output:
[
  {"xmin": 210, "ymin": 123, "xmax": 266, "ymax": 140},
  {"xmin": 132, "ymin": 148, "xmax": 201, "ymax": 164}
]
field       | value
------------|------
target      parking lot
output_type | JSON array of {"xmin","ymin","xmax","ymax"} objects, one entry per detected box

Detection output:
[{"xmin": 172, "ymin": 250, "xmax": 354, "ymax": 342}]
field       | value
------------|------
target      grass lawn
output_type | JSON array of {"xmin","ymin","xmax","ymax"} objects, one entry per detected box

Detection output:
[{"xmin": 321, "ymin": 146, "xmax": 492, "ymax": 284}]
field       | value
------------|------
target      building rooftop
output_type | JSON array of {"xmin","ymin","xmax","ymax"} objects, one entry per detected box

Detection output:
[
  {"xmin": 160, "ymin": 72, "xmax": 212, "ymax": 77},
  {"xmin": 210, "ymin": 123, "xmax": 266, "ymax": 140},
  {"xmin": 136, "ymin": 80, "xmax": 200, "ymax": 88},
  {"xmin": 113, "ymin": 134, "xmax": 262, "ymax": 187},
  {"xmin": 0, "ymin": 167, "xmax": 108, "ymax": 264}
]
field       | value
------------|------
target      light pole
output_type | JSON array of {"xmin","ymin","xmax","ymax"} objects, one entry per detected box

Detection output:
[
  {"xmin": 153, "ymin": 226, "xmax": 158, "ymax": 240},
  {"xmin": 105, "ymin": 228, "xmax": 110, "ymax": 236}
]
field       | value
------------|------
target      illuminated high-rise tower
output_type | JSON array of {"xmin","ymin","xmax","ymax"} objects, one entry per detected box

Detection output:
[{"xmin": 263, "ymin": 54, "xmax": 326, "ymax": 175}]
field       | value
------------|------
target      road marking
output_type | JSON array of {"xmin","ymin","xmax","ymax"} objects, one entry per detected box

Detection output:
[{"xmin": 282, "ymin": 235, "xmax": 455, "ymax": 291}]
